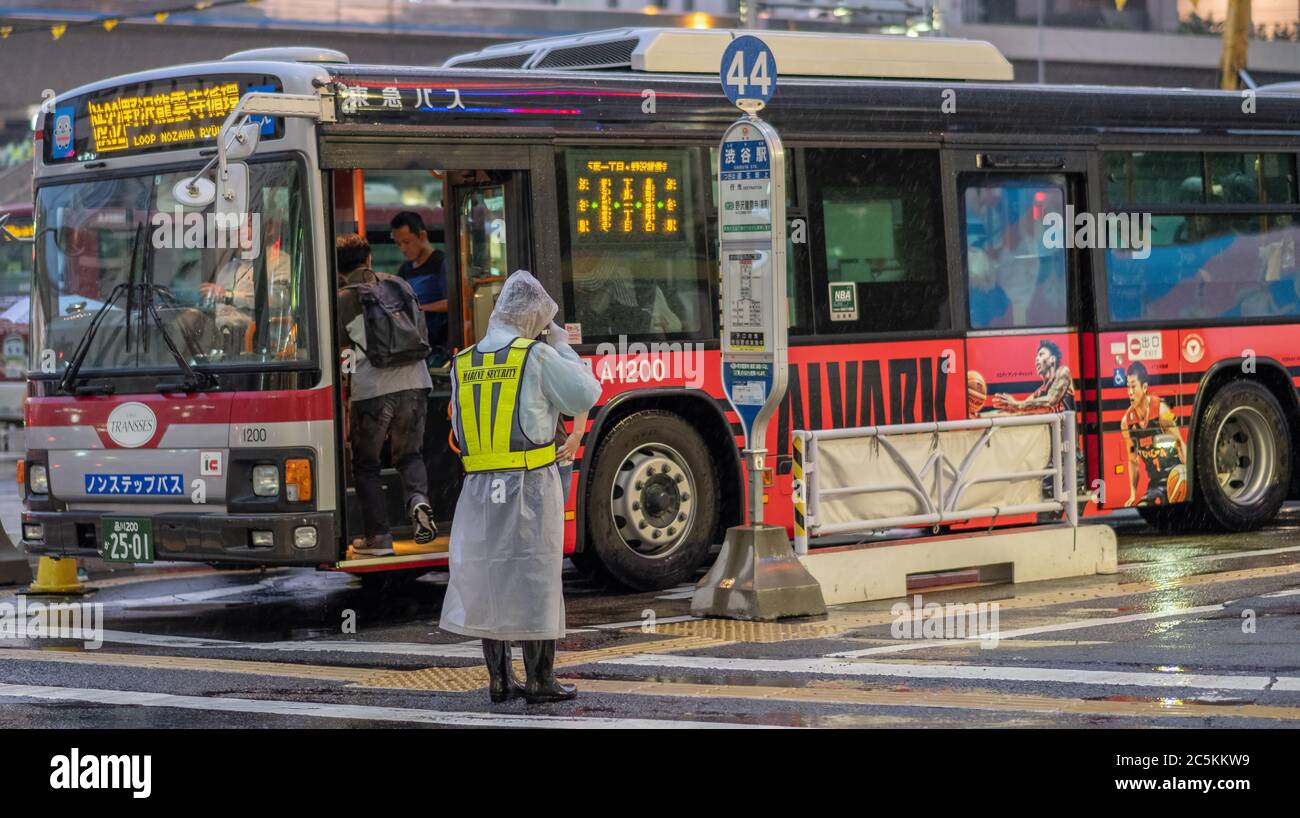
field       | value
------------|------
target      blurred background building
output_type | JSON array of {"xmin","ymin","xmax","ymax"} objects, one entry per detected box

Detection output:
[{"xmin": 1, "ymin": 0, "xmax": 1298, "ymax": 201}]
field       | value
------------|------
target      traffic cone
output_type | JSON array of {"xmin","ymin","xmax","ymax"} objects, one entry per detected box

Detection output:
[{"xmin": 26, "ymin": 556, "xmax": 87, "ymax": 595}]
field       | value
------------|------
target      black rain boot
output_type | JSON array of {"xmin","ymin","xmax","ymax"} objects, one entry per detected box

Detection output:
[
  {"xmin": 499, "ymin": 640, "xmax": 525, "ymax": 701},
  {"xmin": 482, "ymin": 639, "xmax": 524, "ymax": 703},
  {"xmin": 522, "ymin": 640, "xmax": 576, "ymax": 704}
]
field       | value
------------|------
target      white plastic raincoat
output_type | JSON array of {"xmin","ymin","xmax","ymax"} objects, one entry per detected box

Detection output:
[{"xmin": 440, "ymin": 271, "xmax": 602, "ymax": 640}]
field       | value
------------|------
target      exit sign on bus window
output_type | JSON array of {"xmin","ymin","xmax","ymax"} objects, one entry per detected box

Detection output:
[{"xmin": 829, "ymin": 282, "xmax": 858, "ymax": 321}]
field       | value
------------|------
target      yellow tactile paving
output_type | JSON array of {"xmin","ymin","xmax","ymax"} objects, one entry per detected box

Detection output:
[
  {"xmin": 574, "ymin": 678, "xmax": 1300, "ymax": 722},
  {"xmin": 638, "ymin": 618, "xmax": 847, "ymax": 643},
  {"xmin": 351, "ymin": 664, "xmax": 491, "ymax": 692},
  {"xmin": 0, "ymin": 648, "xmax": 374, "ymax": 682},
  {"xmin": 352, "ymin": 634, "xmax": 734, "ymax": 691}
]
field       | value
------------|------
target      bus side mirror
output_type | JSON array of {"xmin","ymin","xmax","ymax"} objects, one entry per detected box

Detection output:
[
  {"xmin": 218, "ymin": 161, "xmax": 250, "ymax": 217},
  {"xmin": 225, "ymin": 119, "xmax": 261, "ymax": 161},
  {"xmin": 217, "ymin": 161, "xmax": 259, "ymax": 260}
]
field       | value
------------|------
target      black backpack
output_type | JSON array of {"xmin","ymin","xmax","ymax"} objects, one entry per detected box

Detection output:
[{"xmin": 348, "ymin": 273, "xmax": 431, "ymax": 368}]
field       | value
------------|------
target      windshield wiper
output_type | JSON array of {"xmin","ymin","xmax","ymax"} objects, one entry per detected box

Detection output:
[
  {"xmin": 147, "ymin": 300, "xmax": 217, "ymax": 393},
  {"xmin": 56, "ymin": 281, "xmax": 129, "ymax": 395},
  {"xmin": 56, "ymin": 222, "xmax": 144, "ymax": 396}
]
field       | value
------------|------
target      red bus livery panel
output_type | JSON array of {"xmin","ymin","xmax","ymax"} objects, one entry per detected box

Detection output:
[{"xmin": 26, "ymin": 388, "xmax": 334, "ymax": 449}]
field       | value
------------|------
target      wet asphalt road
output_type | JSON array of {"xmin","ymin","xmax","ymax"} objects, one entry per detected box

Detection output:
[{"xmin": 3, "ymin": 496, "xmax": 1300, "ymax": 728}]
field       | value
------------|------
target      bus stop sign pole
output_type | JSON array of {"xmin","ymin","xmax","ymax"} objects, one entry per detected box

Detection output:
[{"xmin": 692, "ymin": 35, "xmax": 825, "ymax": 621}]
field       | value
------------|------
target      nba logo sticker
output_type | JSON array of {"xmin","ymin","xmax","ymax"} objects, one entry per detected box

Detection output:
[
  {"xmin": 200, "ymin": 451, "xmax": 223, "ymax": 476},
  {"xmin": 51, "ymin": 106, "xmax": 76, "ymax": 160}
]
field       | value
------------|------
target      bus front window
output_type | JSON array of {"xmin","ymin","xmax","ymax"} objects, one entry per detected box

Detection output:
[{"xmin": 34, "ymin": 159, "xmax": 311, "ymax": 382}]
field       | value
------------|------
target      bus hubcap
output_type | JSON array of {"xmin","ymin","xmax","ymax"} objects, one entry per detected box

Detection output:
[
  {"xmin": 610, "ymin": 443, "xmax": 695, "ymax": 558},
  {"xmin": 1213, "ymin": 406, "xmax": 1275, "ymax": 507}
]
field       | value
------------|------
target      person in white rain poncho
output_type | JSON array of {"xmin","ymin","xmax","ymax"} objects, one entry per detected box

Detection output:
[{"xmin": 442, "ymin": 270, "xmax": 601, "ymax": 704}]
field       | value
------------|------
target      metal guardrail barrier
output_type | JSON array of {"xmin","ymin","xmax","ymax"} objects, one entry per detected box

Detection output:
[{"xmin": 792, "ymin": 412, "xmax": 1077, "ymax": 555}]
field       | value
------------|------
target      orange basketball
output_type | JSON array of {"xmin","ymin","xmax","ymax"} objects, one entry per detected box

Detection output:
[
  {"xmin": 967, "ymin": 370, "xmax": 987, "ymax": 416},
  {"xmin": 1166, "ymin": 464, "xmax": 1187, "ymax": 503}
]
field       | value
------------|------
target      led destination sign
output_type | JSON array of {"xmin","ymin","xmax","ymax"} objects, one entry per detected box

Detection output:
[
  {"xmin": 46, "ymin": 74, "xmax": 282, "ymax": 163},
  {"xmin": 567, "ymin": 151, "xmax": 688, "ymax": 243}
]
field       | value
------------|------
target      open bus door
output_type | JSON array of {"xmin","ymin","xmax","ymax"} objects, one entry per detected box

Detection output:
[{"xmin": 322, "ymin": 145, "xmax": 547, "ymax": 577}]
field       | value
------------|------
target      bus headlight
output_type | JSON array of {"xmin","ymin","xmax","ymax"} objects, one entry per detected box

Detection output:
[
  {"xmin": 252, "ymin": 465, "xmax": 279, "ymax": 497},
  {"xmin": 29, "ymin": 464, "xmax": 48, "ymax": 495}
]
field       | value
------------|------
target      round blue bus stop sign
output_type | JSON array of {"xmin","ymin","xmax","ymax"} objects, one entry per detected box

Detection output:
[{"xmin": 720, "ymin": 35, "xmax": 778, "ymax": 111}]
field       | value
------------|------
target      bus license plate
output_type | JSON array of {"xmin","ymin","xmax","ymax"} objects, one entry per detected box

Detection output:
[{"xmin": 100, "ymin": 517, "xmax": 154, "ymax": 564}]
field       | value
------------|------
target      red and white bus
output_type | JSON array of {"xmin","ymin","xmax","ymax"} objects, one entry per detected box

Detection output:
[{"xmin": 22, "ymin": 30, "xmax": 1300, "ymax": 589}]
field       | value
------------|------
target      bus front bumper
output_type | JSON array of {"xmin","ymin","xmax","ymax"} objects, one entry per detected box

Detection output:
[{"xmin": 19, "ymin": 510, "xmax": 339, "ymax": 566}]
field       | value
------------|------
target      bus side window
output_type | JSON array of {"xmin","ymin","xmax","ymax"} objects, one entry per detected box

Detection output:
[
  {"xmin": 1104, "ymin": 150, "xmax": 1300, "ymax": 323},
  {"xmin": 557, "ymin": 146, "xmax": 713, "ymax": 346},
  {"xmin": 804, "ymin": 148, "xmax": 948, "ymax": 335},
  {"xmin": 962, "ymin": 174, "xmax": 1069, "ymax": 330}
]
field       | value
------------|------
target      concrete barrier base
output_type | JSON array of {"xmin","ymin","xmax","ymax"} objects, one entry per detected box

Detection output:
[
  {"xmin": 692, "ymin": 524, "xmax": 827, "ymax": 620},
  {"xmin": 799, "ymin": 524, "xmax": 1118, "ymax": 605}
]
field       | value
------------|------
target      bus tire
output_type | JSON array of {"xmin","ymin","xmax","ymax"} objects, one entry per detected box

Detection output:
[
  {"xmin": 586, "ymin": 410, "xmax": 719, "ymax": 591},
  {"xmin": 1194, "ymin": 380, "xmax": 1292, "ymax": 532}
]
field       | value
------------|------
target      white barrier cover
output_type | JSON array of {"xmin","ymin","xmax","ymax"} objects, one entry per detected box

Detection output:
[{"xmin": 815, "ymin": 425, "xmax": 1051, "ymax": 526}]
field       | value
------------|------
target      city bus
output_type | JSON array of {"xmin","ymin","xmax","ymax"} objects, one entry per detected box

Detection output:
[{"xmin": 22, "ymin": 28, "xmax": 1300, "ymax": 590}]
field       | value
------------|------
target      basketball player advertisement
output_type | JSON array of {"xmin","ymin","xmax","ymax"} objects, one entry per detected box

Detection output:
[
  {"xmin": 1120, "ymin": 361, "xmax": 1188, "ymax": 507},
  {"xmin": 1096, "ymin": 329, "xmax": 1189, "ymax": 512},
  {"xmin": 966, "ymin": 335, "xmax": 1078, "ymax": 419}
]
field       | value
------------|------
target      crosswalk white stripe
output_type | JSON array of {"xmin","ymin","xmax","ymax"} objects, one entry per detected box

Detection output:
[
  {"xmin": 598, "ymin": 654, "xmax": 1287, "ymax": 692},
  {"xmin": 825, "ymin": 604, "xmax": 1226, "ymax": 658},
  {"xmin": 0, "ymin": 683, "xmax": 771, "ymax": 729},
  {"xmin": 591, "ymin": 615, "xmax": 700, "ymax": 630}
]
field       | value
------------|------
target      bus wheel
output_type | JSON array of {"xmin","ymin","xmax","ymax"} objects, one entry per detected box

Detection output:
[
  {"xmin": 586, "ymin": 410, "xmax": 719, "ymax": 591},
  {"xmin": 1195, "ymin": 380, "xmax": 1292, "ymax": 532}
]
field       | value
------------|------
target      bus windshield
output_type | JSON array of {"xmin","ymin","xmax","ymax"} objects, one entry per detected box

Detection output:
[{"xmin": 34, "ymin": 159, "xmax": 311, "ymax": 381}]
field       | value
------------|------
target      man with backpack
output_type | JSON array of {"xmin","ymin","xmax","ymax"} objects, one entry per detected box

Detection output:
[{"xmin": 336, "ymin": 233, "xmax": 437, "ymax": 556}]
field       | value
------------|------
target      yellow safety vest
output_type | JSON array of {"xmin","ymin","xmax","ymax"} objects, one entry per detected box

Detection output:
[{"xmin": 453, "ymin": 337, "xmax": 557, "ymax": 472}]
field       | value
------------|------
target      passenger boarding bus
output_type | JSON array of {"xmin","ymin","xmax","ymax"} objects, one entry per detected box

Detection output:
[{"xmin": 22, "ymin": 29, "xmax": 1300, "ymax": 590}]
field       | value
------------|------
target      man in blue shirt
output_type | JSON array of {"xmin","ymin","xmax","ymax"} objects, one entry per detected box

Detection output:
[{"xmin": 391, "ymin": 211, "xmax": 448, "ymax": 352}]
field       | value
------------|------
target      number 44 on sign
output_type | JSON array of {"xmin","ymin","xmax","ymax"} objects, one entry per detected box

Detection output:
[{"xmin": 721, "ymin": 36, "xmax": 778, "ymax": 110}]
